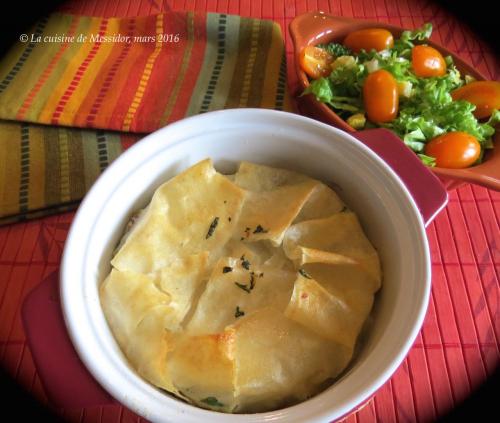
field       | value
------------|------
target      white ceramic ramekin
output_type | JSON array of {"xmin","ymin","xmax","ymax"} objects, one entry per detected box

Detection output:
[{"xmin": 61, "ymin": 109, "xmax": 436, "ymax": 422}]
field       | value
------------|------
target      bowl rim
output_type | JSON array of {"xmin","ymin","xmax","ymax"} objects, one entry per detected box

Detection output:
[
  {"xmin": 60, "ymin": 108, "xmax": 431, "ymax": 422},
  {"xmin": 289, "ymin": 11, "xmax": 500, "ymax": 191}
]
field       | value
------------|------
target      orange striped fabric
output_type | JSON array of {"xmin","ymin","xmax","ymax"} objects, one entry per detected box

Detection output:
[{"xmin": 0, "ymin": 11, "xmax": 291, "ymax": 224}]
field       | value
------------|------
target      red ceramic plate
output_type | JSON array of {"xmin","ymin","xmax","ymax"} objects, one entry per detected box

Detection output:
[{"xmin": 290, "ymin": 11, "xmax": 500, "ymax": 191}]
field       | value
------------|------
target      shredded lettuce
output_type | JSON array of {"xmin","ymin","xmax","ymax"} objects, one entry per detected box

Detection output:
[
  {"xmin": 400, "ymin": 22, "xmax": 433, "ymax": 43},
  {"xmin": 418, "ymin": 154, "xmax": 436, "ymax": 167},
  {"xmin": 393, "ymin": 23, "xmax": 433, "ymax": 56},
  {"xmin": 303, "ymin": 77, "xmax": 364, "ymax": 114},
  {"xmin": 302, "ymin": 22, "xmax": 498, "ymax": 166},
  {"xmin": 481, "ymin": 110, "xmax": 500, "ymax": 147},
  {"xmin": 303, "ymin": 77, "xmax": 334, "ymax": 104}
]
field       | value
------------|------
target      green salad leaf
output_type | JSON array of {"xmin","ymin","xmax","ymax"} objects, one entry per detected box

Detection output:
[
  {"xmin": 417, "ymin": 154, "xmax": 437, "ymax": 167},
  {"xmin": 393, "ymin": 22, "xmax": 433, "ymax": 56},
  {"xmin": 480, "ymin": 109, "xmax": 500, "ymax": 147},
  {"xmin": 303, "ymin": 77, "xmax": 333, "ymax": 103},
  {"xmin": 401, "ymin": 22, "xmax": 433, "ymax": 42},
  {"xmin": 303, "ymin": 63, "xmax": 365, "ymax": 114},
  {"xmin": 329, "ymin": 61, "xmax": 366, "ymax": 95}
]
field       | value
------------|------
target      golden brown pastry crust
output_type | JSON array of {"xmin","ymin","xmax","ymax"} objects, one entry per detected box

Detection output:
[{"xmin": 100, "ymin": 159, "xmax": 382, "ymax": 413}]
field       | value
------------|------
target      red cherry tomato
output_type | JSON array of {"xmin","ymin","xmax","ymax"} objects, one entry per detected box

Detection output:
[
  {"xmin": 451, "ymin": 81, "xmax": 500, "ymax": 119},
  {"xmin": 424, "ymin": 131, "xmax": 481, "ymax": 168},
  {"xmin": 343, "ymin": 28, "xmax": 394, "ymax": 53},
  {"xmin": 299, "ymin": 46, "xmax": 334, "ymax": 79},
  {"xmin": 411, "ymin": 45, "xmax": 446, "ymax": 77},
  {"xmin": 363, "ymin": 69, "xmax": 399, "ymax": 123}
]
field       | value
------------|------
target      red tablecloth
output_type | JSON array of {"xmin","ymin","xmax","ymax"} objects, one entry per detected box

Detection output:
[{"xmin": 1, "ymin": 0, "xmax": 498, "ymax": 422}]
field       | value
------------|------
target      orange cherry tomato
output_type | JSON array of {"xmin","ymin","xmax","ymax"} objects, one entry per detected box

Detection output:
[
  {"xmin": 424, "ymin": 131, "xmax": 481, "ymax": 168},
  {"xmin": 411, "ymin": 45, "xmax": 446, "ymax": 77},
  {"xmin": 299, "ymin": 46, "xmax": 334, "ymax": 79},
  {"xmin": 343, "ymin": 28, "xmax": 394, "ymax": 53},
  {"xmin": 451, "ymin": 81, "xmax": 500, "ymax": 119},
  {"xmin": 363, "ymin": 69, "xmax": 399, "ymax": 123}
]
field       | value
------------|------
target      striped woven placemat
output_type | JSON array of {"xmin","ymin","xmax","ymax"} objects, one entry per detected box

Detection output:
[{"xmin": 0, "ymin": 10, "xmax": 291, "ymax": 224}]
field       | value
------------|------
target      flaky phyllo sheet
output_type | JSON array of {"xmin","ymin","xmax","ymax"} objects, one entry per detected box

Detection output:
[{"xmin": 100, "ymin": 159, "xmax": 382, "ymax": 413}]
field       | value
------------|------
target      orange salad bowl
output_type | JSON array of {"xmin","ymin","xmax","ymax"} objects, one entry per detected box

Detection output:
[{"xmin": 290, "ymin": 11, "xmax": 500, "ymax": 191}]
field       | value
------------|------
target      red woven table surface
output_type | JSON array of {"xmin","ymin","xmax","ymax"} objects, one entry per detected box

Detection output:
[{"xmin": 1, "ymin": 0, "xmax": 499, "ymax": 422}]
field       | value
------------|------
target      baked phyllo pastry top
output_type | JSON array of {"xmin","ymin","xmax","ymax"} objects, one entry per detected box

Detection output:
[{"xmin": 100, "ymin": 158, "xmax": 382, "ymax": 413}]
